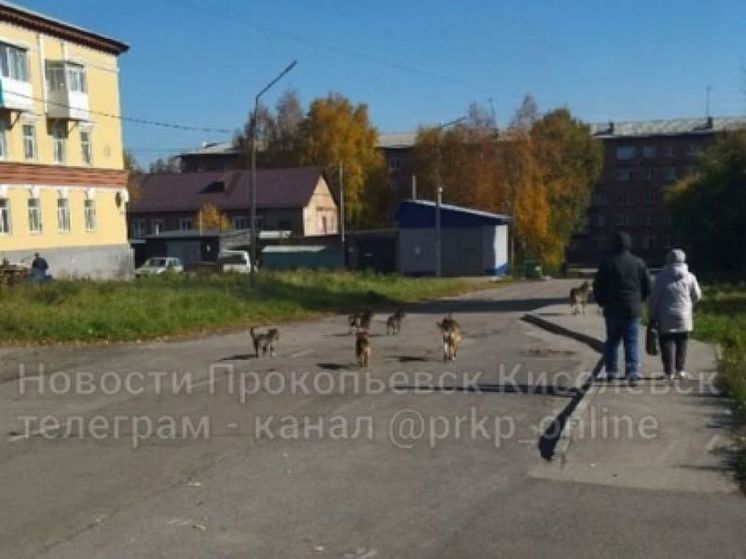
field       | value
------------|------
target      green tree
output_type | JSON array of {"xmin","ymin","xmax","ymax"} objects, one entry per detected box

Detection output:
[
  {"xmin": 667, "ymin": 130, "xmax": 746, "ymax": 275},
  {"xmin": 529, "ymin": 108, "xmax": 603, "ymax": 266}
]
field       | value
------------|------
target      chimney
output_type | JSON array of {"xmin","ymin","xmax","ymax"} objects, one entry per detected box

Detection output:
[
  {"xmin": 608, "ymin": 121, "xmax": 615, "ymax": 135},
  {"xmin": 706, "ymin": 116, "xmax": 714, "ymax": 129}
]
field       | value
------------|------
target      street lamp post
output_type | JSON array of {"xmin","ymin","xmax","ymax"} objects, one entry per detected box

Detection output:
[
  {"xmin": 250, "ymin": 60, "xmax": 297, "ymax": 282},
  {"xmin": 432, "ymin": 116, "xmax": 466, "ymax": 277}
]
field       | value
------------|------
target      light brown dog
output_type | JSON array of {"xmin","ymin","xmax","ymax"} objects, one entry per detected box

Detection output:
[
  {"xmin": 569, "ymin": 281, "xmax": 592, "ymax": 315},
  {"xmin": 355, "ymin": 331, "xmax": 371, "ymax": 367},
  {"xmin": 348, "ymin": 309, "xmax": 374, "ymax": 334},
  {"xmin": 436, "ymin": 314, "xmax": 462, "ymax": 362},
  {"xmin": 249, "ymin": 327, "xmax": 279, "ymax": 357}
]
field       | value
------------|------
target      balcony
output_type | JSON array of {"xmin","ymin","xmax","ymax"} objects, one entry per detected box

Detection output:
[
  {"xmin": 45, "ymin": 61, "xmax": 90, "ymax": 121},
  {"xmin": 0, "ymin": 76, "xmax": 33, "ymax": 112},
  {"xmin": 47, "ymin": 87, "xmax": 89, "ymax": 121}
]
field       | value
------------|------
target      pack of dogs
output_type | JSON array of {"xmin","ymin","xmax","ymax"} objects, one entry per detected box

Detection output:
[
  {"xmin": 249, "ymin": 307, "xmax": 462, "ymax": 367},
  {"xmin": 246, "ymin": 281, "xmax": 591, "ymax": 367}
]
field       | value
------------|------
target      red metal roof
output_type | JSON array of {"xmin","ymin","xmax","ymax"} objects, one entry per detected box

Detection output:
[{"xmin": 129, "ymin": 167, "xmax": 326, "ymax": 213}]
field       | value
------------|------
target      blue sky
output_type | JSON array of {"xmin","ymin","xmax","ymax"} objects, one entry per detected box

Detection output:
[{"xmin": 21, "ymin": 0, "xmax": 746, "ymax": 166}]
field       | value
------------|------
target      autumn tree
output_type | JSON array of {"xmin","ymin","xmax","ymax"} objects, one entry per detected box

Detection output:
[
  {"xmin": 667, "ymin": 130, "xmax": 746, "ymax": 275},
  {"xmin": 124, "ymin": 149, "xmax": 144, "ymax": 202},
  {"xmin": 298, "ymin": 93, "xmax": 387, "ymax": 227},
  {"xmin": 412, "ymin": 95, "xmax": 601, "ymax": 268},
  {"xmin": 527, "ymin": 108, "xmax": 603, "ymax": 266},
  {"xmin": 196, "ymin": 203, "xmax": 232, "ymax": 232}
]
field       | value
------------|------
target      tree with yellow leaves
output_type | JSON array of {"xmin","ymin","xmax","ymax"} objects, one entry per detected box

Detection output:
[{"xmin": 196, "ymin": 203, "xmax": 232, "ymax": 232}]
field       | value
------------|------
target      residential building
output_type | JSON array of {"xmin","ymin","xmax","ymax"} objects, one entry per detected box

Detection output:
[
  {"xmin": 128, "ymin": 167, "xmax": 338, "ymax": 239},
  {"xmin": 567, "ymin": 116, "xmax": 746, "ymax": 265},
  {"xmin": 0, "ymin": 1, "xmax": 131, "ymax": 278},
  {"xmin": 178, "ymin": 141, "xmax": 239, "ymax": 172}
]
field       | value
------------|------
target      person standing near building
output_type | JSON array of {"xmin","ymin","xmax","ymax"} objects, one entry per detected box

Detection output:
[
  {"xmin": 648, "ymin": 249, "xmax": 701, "ymax": 380},
  {"xmin": 593, "ymin": 232, "xmax": 652, "ymax": 385},
  {"xmin": 30, "ymin": 253, "xmax": 50, "ymax": 281}
]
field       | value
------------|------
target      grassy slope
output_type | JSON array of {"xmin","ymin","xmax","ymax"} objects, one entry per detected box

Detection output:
[
  {"xmin": 694, "ymin": 284, "xmax": 746, "ymax": 486},
  {"xmin": 0, "ymin": 271, "xmax": 484, "ymax": 344}
]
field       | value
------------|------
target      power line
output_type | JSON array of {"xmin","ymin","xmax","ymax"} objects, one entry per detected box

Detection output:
[
  {"xmin": 161, "ymin": 0, "xmax": 469, "ymax": 87},
  {"xmin": 12, "ymin": 91, "xmax": 234, "ymax": 133}
]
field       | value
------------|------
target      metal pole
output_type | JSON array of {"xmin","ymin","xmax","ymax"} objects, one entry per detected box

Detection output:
[
  {"xmin": 250, "ymin": 98, "xmax": 258, "ymax": 281},
  {"xmin": 411, "ymin": 174, "xmax": 417, "ymax": 200},
  {"xmin": 248, "ymin": 60, "xmax": 297, "ymax": 283},
  {"xmin": 435, "ymin": 186, "xmax": 442, "ymax": 277},
  {"xmin": 338, "ymin": 164, "xmax": 345, "ymax": 267}
]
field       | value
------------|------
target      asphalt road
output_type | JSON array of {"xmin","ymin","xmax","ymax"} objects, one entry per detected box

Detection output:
[{"xmin": 1, "ymin": 280, "xmax": 744, "ymax": 559}]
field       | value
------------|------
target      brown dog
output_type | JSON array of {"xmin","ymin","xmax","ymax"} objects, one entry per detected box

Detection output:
[
  {"xmin": 569, "ymin": 281, "xmax": 592, "ymax": 315},
  {"xmin": 436, "ymin": 314, "xmax": 462, "ymax": 362},
  {"xmin": 348, "ymin": 309, "xmax": 374, "ymax": 334},
  {"xmin": 355, "ymin": 331, "xmax": 371, "ymax": 367},
  {"xmin": 249, "ymin": 327, "xmax": 279, "ymax": 357},
  {"xmin": 386, "ymin": 309, "xmax": 405, "ymax": 335}
]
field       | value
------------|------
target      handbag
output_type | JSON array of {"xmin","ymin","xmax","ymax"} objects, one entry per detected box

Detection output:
[{"xmin": 646, "ymin": 321, "xmax": 659, "ymax": 356}]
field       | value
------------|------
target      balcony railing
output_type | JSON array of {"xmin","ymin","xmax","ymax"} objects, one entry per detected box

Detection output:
[{"xmin": 0, "ymin": 76, "xmax": 33, "ymax": 112}]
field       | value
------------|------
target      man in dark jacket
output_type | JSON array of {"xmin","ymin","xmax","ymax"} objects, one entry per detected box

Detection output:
[{"xmin": 593, "ymin": 232, "xmax": 651, "ymax": 384}]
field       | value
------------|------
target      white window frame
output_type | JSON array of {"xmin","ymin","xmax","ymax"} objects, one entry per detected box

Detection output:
[
  {"xmin": 80, "ymin": 128, "xmax": 92, "ymax": 165},
  {"xmin": 52, "ymin": 123, "xmax": 66, "ymax": 164},
  {"xmin": 616, "ymin": 214, "xmax": 632, "ymax": 227},
  {"xmin": 644, "ymin": 192, "xmax": 655, "ymax": 205},
  {"xmin": 643, "ymin": 145, "xmax": 656, "ymax": 159},
  {"xmin": 66, "ymin": 63, "xmax": 87, "ymax": 93},
  {"xmin": 22, "ymin": 124, "xmax": 36, "ymax": 160},
  {"xmin": 664, "ymin": 167, "xmax": 677, "ymax": 183},
  {"xmin": 389, "ymin": 157, "xmax": 401, "ymax": 171},
  {"xmin": 28, "ymin": 197, "xmax": 42, "ymax": 233},
  {"xmin": 0, "ymin": 42, "xmax": 29, "ymax": 81},
  {"xmin": 178, "ymin": 217, "xmax": 193, "ymax": 231},
  {"xmin": 0, "ymin": 197, "xmax": 11, "ymax": 234},
  {"xmin": 84, "ymin": 198, "xmax": 97, "ymax": 231},
  {"xmin": 151, "ymin": 219, "xmax": 164, "ymax": 235},
  {"xmin": 232, "ymin": 216, "xmax": 248, "ymax": 230},
  {"xmin": 616, "ymin": 192, "xmax": 632, "ymax": 206},
  {"xmin": 57, "ymin": 196, "xmax": 70, "ymax": 232}
]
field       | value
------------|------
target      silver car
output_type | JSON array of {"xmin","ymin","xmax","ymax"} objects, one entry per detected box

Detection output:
[{"xmin": 134, "ymin": 257, "xmax": 184, "ymax": 277}]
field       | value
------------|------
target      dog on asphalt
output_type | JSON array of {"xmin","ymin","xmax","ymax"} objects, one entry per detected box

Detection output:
[
  {"xmin": 436, "ymin": 313, "xmax": 462, "ymax": 362},
  {"xmin": 569, "ymin": 281, "xmax": 592, "ymax": 315},
  {"xmin": 348, "ymin": 309, "xmax": 374, "ymax": 334},
  {"xmin": 355, "ymin": 331, "xmax": 371, "ymax": 367},
  {"xmin": 249, "ymin": 327, "xmax": 279, "ymax": 357},
  {"xmin": 386, "ymin": 309, "xmax": 405, "ymax": 335}
]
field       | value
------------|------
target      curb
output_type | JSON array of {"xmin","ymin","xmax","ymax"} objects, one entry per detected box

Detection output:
[{"xmin": 522, "ymin": 312, "xmax": 605, "ymax": 461}]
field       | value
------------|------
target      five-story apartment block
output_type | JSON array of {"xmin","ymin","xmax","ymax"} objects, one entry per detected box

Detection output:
[{"xmin": 0, "ymin": 1, "xmax": 131, "ymax": 278}]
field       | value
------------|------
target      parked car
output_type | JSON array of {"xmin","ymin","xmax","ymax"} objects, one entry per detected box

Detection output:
[
  {"xmin": 134, "ymin": 257, "xmax": 184, "ymax": 277},
  {"xmin": 216, "ymin": 250, "xmax": 254, "ymax": 274}
]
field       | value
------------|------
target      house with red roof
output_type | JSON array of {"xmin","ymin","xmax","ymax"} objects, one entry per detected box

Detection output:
[{"xmin": 127, "ymin": 167, "xmax": 338, "ymax": 239}]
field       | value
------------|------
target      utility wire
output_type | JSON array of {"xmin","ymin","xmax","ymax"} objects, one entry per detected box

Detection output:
[
  {"xmin": 162, "ymin": 0, "xmax": 469, "ymax": 87},
  {"xmin": 12, "ymin": 91, "xmax": 234, "ymax": 133}
]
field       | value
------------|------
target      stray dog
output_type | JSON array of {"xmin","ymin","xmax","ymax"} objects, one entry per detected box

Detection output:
[
  {"xmin": 249, "ymin": 327, "xmax": 279, "ymax": 357},
  {"xmin": 386, "ymin": 309, "xmax": 405, "ymax": 335},
  {"xmin": 355, "ymin": 331, "xmax": 371, "ymax": 367},
  {"xmin": 569, "ymin": 281, "xmax": 592, "ymax": 315},
  {"xmin": 348, "ymin": 309, "xmax": 374, "ymax": 334},
  {"xmin": 436, "ymin": 313, "xmax": 462, "ymax": 362}
]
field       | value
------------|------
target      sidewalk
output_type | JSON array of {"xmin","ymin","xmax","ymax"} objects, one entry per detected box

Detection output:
[{"xmin": 526, "ymin": 303, "xmax": 739, "ymax": 494}]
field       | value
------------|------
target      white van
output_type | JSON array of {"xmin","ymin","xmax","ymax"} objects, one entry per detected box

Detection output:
[{"xmin": 216, "ymin": 250, "xmax": 254, "ymax": 273}]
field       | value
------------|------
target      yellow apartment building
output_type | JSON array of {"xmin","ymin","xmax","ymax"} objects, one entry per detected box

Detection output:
[{"xmin": 0, "ymin": 1, "xmax": 132, "ymax": 278}]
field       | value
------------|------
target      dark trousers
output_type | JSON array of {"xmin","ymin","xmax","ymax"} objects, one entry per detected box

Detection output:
[{"xmin": 659, "ymin": 332, "xmax": 689, "ymax": 375}]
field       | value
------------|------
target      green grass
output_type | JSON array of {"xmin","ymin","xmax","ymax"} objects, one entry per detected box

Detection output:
[
  {"xmin": 0, "ymin": 270, "xmax": 483, "ymax": 345},
  {"xmin": 694, "ymin": 283, "xmax": 746, "ymax": 487}
]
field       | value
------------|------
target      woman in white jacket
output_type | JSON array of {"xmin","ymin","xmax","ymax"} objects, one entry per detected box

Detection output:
[{"xmin": 648, "ymin": 249, "xmax": 702, "ymax": 379}]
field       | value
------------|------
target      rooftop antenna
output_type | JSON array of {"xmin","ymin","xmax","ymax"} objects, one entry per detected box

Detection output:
[
  {"xmin": 488, "ymin": 97, "xmax": 496, "ymax": 127},
  {"xmin": 706, "ymin": 85, "xmax": 712, "ymax": 118}
]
